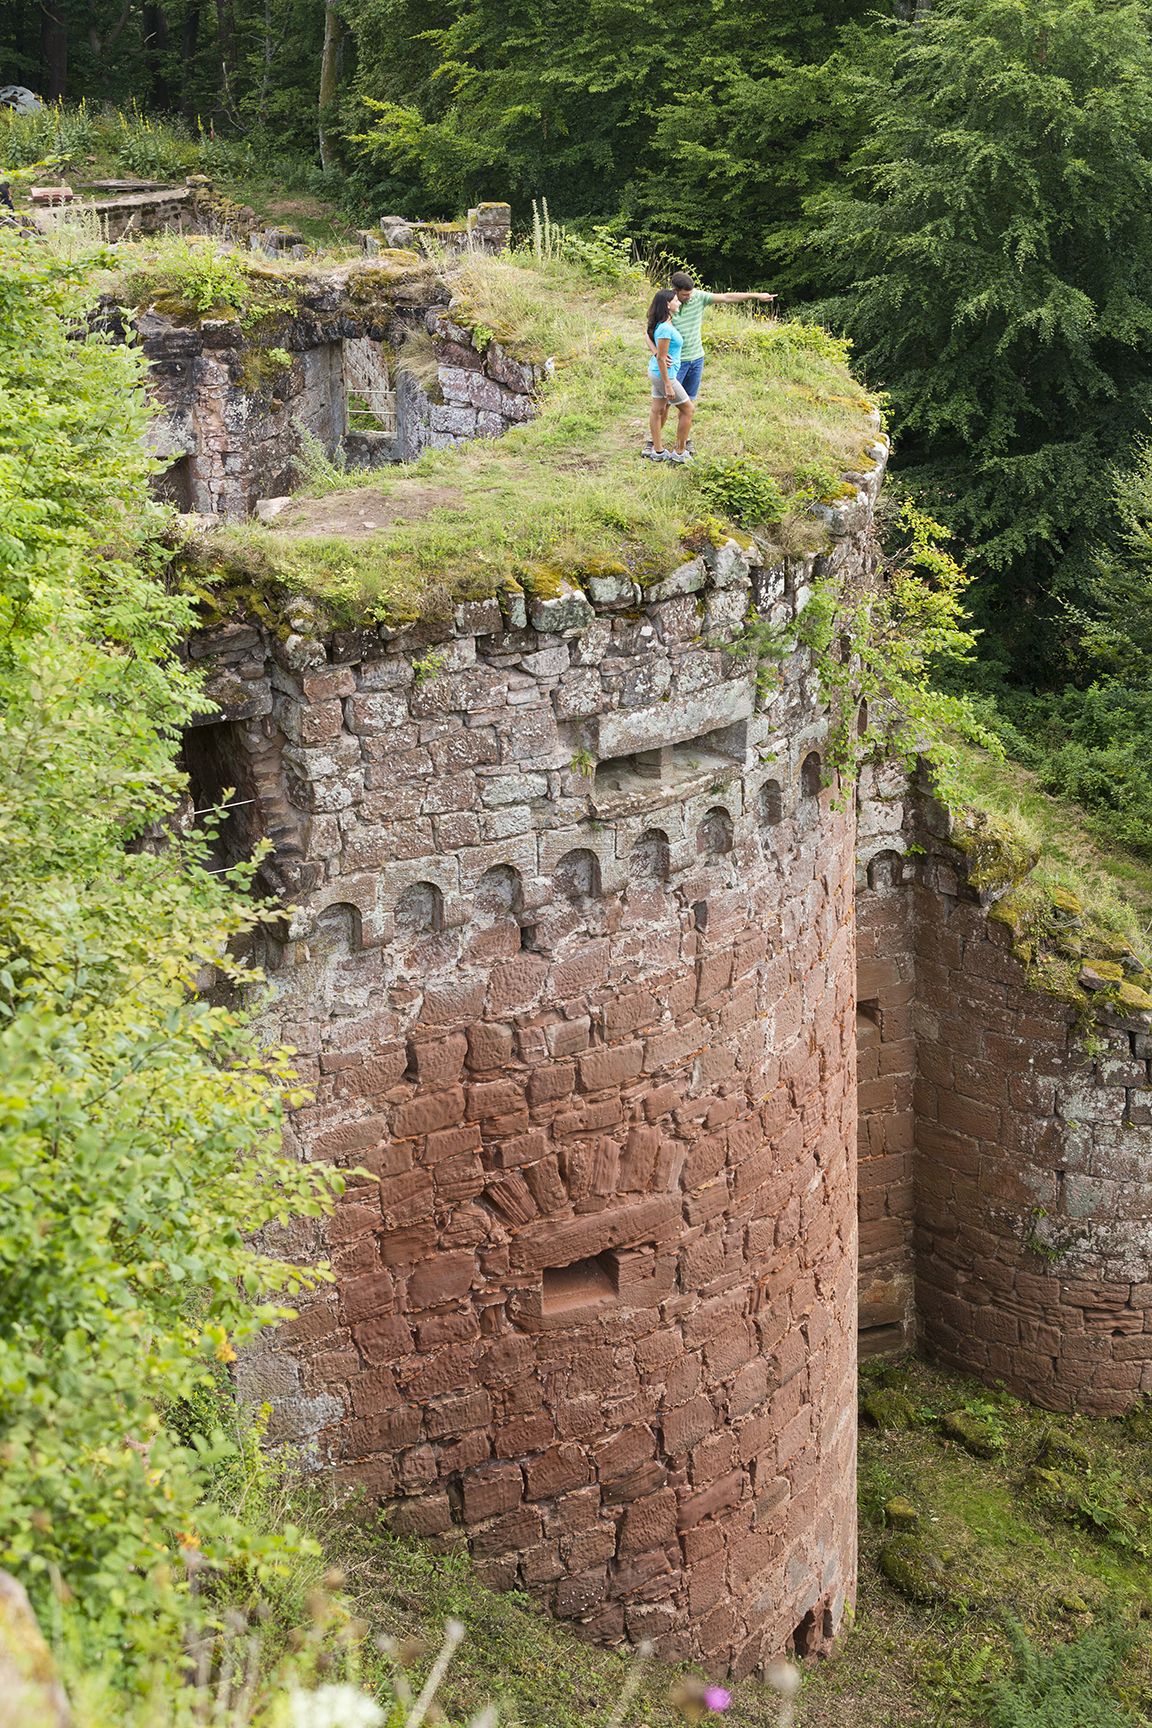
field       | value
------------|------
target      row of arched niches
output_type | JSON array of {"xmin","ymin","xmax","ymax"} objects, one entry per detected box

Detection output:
[{"xmin": 384, "ymin": 751, "xmax": 826, "ymax": 942}]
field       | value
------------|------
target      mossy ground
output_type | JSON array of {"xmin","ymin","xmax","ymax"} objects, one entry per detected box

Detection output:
[
  {"xmin": 184, "ymin": 248, "xmax": 876, "ymax": 627},
  {"xmin": 66, "ymin": 1360, "xmax": 1152, "ymax": 1727},
  {"xmin": 800, "ymin": 1358, "xmax": 1152, "ymax": 1728}
]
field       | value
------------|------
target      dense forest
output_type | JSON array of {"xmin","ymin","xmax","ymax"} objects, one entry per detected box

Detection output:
[{"xmin": 7, "ymin": 0, "xmax": 1152, "ymax": 852}]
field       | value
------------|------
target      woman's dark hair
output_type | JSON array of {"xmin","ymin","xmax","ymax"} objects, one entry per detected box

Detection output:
[{"xmin": 647, "ymin": 288, "xmax": 677, "ymax": 342}]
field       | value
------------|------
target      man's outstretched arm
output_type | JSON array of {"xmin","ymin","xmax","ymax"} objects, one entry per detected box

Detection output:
[{"xmin": 709, "ymin": 290, "xmax": 776, "ymax": 304}]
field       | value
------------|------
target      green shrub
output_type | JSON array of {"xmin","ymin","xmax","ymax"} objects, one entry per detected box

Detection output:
[
  {"xmin": 695, "ymin": 456, "xmax": 787, "ymax": 526},
  {"xmin": 0, "ymin": 226, "xmax": 341, "ymax": 1680}
]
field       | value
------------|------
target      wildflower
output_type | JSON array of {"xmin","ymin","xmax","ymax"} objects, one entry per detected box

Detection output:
[
  {"xmin": 287, "ymin": 1683, "xmax": 385, "ymax": 1728},
  {"xmin": 703, "ymin": 1686, "xmax": 731, "ymax": 1713}
]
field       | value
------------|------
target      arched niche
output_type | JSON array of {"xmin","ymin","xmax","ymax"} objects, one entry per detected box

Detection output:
[
  {"xmin": 866, "ymin": 848, "xmax": 904, "ymax": 891},
  {"xmin": 395, "ymin": 880, "xmax": 445, "ymax": 935},
  {"xmin": 554, "ymin": 848, "xmax": 601, "ymax": 902},
  {"xmin": 313, "ymin": 901, "xmax": 363, "ymax": 952},
  {"xmin": 631, "ymin": 829, "xmax": 671, "ymax": 884},
  {"xmin": 758, "ymin": 780, "xmax": 784, "ymax": 830},
  {"xmin": 696, "ymin": 806, "xmax": 734, "ymax": 864},
  {"xmin": 801, "ymin": 750, "xmax": 823, "ymax": 799},
  {"xmin": 474, "ymin": 863, "xmax": 524, "ymax": 919}
]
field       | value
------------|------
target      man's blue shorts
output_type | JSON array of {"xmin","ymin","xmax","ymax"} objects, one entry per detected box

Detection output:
[{"xmin": 677, "ymin": 356, "xmax": 704, "ymax": 399}]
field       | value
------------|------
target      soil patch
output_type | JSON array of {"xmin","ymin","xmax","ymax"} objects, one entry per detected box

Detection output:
[{"xmin": 273, "ymin": 483, "xmax": 464, "ymax": 538}]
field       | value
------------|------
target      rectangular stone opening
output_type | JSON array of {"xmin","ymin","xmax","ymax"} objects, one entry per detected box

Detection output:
[
  {"xmin": 542, "ymin": 1251, "xmax": 619, "ymax": 1316},
  {"xmin": 592, "ymin": 720, "xmax": 747, "ymax": 814}
]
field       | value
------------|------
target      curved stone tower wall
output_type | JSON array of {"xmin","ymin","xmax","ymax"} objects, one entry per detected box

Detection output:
[
  {"xmin": 193, "ymin": 475, "xmax": 885, "ymax": 1674},
  {"xmin": 858, "ymin": 776, "xmax": 1152, "ymax": 1414}
]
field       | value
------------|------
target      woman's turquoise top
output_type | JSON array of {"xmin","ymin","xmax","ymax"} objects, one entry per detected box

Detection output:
[{"xmin": 648, "ymin": 320, "xmax": 683, "ymax": 379}]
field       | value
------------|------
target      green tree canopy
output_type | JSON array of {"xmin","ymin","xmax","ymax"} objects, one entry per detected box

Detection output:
[{"xmin": 806, "ymin": 0, "xmax": 1152, "ymax": 670}]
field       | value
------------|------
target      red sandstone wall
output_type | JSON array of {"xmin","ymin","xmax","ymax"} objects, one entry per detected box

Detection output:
[
  {"xmin": 195, "ymin": 500, "xmax": 883, "ymax": 1673},
  {"xmin": 911, "ymin": 834, "xmax": 1152, "ymax": 1414},
  {"xmin": 856, "ymin": 773, "xmax": 1152, "ymax": 1413},
  {"xmin": 854, "ymin": 760, "xmax": 917, "ymax": 1356}
]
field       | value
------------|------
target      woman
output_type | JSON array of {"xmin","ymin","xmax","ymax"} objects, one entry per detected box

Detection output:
[{"xmin": 644, "ymin": 287, "xmax": 693, "ymax": 464}]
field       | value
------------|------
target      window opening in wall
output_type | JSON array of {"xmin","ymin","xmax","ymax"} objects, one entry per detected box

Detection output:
[
  {"xmin": 691, "ymin": 900, "xmax": 709, "ymax": 932},
  {"xmin": 857, "ymin": 698, "xmax": 869, "ymax": 736},
  {"xmin": 801, "ymin": 750, "xmax": 822, "ymax": 798},
  {"xmin": 592, "ymin": 721, "xmax": 748, "ymax": 810},
  {"xmin": 631, "ymin": 829, "xmax": 671, "ymax": 884},
  {"xmin": 696, "ymin": 806, "xmax": 734, "ymax": 862},
  {"xmin": 759, "ymin": 779, "xmax": 783, "ymax": 829},
  {"xmin": 395, "ymin": 880, "xmax": 444, "ymax": 935},
  {"xmin": 554, "ymin": 848, "xmax": 601, "ymax": 902},
  {"xmin": 342, "ymin": 337, "xmax": 395, "ymax": 436},
  {"xmin": 180, "ymin": 720, "xmax": 262, "ymax": 880},
  {"xmin": 155, "ymin": 453, "xmax": 192, "ymax": 511},
  {"xmin": 542, "ymin": 1252, "xmax": 619, "ymax": 1315}
]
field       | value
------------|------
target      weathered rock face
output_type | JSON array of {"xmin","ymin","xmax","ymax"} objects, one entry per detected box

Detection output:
[
  {"xmin": 127, "ymin": 263, "xmax": 539, "ymax": 518},
  {"xmin": 857, "ymin": 774, "xmax": 1152, "ymax": 1414},
  {"xmin": 187, "ymin": 468, "xmax": 886, "ymax": 1674}
]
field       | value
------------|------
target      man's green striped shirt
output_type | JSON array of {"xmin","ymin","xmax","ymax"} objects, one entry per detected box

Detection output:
[{"xmin": 670, "ymin": 291, "xmax": 714, "ymax": 363}]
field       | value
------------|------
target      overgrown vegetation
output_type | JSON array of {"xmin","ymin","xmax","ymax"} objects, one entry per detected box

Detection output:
[
  {"xmin": 183, "ymin": 248, "xmax": 875, "ymax": 625},
  {"xmin": 0, "ymin": 228, "xmax": 342, "ymax": 1689},
  {"xmin": 797, "ymin": 1358, "xmax": 1152, "ymax": 1728}
]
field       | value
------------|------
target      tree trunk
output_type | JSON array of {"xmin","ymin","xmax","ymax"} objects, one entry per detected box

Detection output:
[
  {"xmin": 214, "ymin": 0, "xmax": 237, "ymax": 123},
  {"xmin": 41, "ymin": 1, "xmax": 68, "ymax": 99},
  {"xmin": 143, "ymin": 2, "xmax": 175, "ymax": 109},
  {"xmin": 181, "ymin": 1, "xmax": 202, "ymax": 121},
  {"xmin": 318, "ymin": 0, "xmax": 343, "ymax": 169}
]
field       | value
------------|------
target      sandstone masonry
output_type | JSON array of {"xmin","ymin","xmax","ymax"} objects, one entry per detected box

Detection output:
[
  {"xmin": 184, "ymin": 459, "xmax": 887, "ymax": 1675},
  {"xmin": 857, "ymin": 773, "xmax": 1152, "ymax": 1412}
]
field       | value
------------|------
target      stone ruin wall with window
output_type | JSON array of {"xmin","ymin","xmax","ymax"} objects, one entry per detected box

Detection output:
[
  {"xmin": 184, "ymin": 477, "xmax": 886, "ymax": 1676},
  {"xmin": 150, "ymin": 258, "xmax": 1152, "ymax": 1677},
  {"xmin": 117, "ymin": 251, "xmax": 535, "ymax": 519}
]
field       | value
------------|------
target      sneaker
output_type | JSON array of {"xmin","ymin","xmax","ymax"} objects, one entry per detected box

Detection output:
[
  {"xmin": 640, "ymin": 443, "xmax": 658, "ymax": 460},
  {"xmin": 668, "ymin": 449, "xmax": 693, "ymax": 465}
]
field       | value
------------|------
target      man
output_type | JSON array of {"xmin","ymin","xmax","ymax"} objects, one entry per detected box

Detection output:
[{"xmin": 667, "ymin": 270, "xmax": 777, "ymax": 405}]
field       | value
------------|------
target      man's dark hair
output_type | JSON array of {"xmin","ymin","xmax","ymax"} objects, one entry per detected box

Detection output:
[{"xmin": 670, "ymin": 270, "xmax": 694, "ymax": 292}]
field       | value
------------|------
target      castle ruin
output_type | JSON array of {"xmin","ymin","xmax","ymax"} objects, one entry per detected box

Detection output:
[{"xmin": 132, "ymin": 246, "xmax": 1152, "ymax": 1677}]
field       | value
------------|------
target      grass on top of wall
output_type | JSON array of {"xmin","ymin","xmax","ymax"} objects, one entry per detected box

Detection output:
[
  {"xmin": 945, "ymin": 740, "xmax": 1152, "ymax": 1000},
  {"xmin": 183, "ymin": 248, "xmax": 879, "ymax": 627}
]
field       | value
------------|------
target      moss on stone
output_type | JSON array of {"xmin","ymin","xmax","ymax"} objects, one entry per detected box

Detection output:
[
  {"xmin": 1037, "ymin": 1428, "xmax": 1093, "ymax": 1470},
  {"xmin": 860, "ymin": 1387, "xmax": 920, "ymax": 1431},
  {"xmin": 883, "ymin": 1496, "xmax": 921, "ymax": 1531},
  {"xmin": 940, "ymin": 1410, "xmax": 1001, "ymax": 1459},
  {"xmin": 951, "ymin": 810, "xmax": 1039, "ymax": 898},
  {"xmin": 1116, "ymin": 980, "xmax": 1152, "ymax": 1013},
  {"xmin": 878, "ymin": 1534, "xmax": 958, "ymax": 1605}
]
